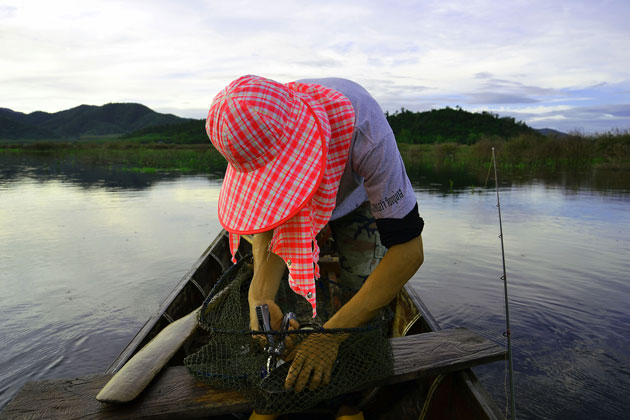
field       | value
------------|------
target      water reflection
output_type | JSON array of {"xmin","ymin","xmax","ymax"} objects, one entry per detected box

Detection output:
[
  {"xmin": 1, "ymin": 154, "xmax": 629, "ymax": 419},
  {"xmin": 0, "ymin": 168, "xmax": 223, "ymax": 411},
  {"xmin": 2, "ymin": 154, "xmax": 629, "ymax": 194},
  {"xmin": 410, "ymin": 165, "xmax": 630, "ymax": 195},
  {"xmin": 413, "ymin": 181, "xmax": 630, "ymax": 420},
  {"xmin": 0, "ymin": 154, "xmax": 218, "ymax": 190}
]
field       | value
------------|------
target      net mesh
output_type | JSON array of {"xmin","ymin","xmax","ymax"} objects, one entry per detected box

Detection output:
[{"xmin": 184, "ymin": 255, "xmax": 393, "ymax": 414}]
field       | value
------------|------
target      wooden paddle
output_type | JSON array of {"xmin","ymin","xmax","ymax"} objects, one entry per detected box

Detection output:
[
  {"xmin": 96, "ymin": 285, "xmax": 232, "ymax": 404},
  {"xmin": 96, "ymin": 305, "xmax": 201, "ymax": 403}
]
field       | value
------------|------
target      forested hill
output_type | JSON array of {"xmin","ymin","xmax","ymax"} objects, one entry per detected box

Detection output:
[
  {"xmin": 1, "ymin": 103, "xmax": 543, "ymax": 144},
  {"xmin": 386, "ymin": 107, "xmax": 539, "ymax": 144},
  {"xmin": 123, "ymin": 107, "xmax": 542, "ymax": 145},
  {"xmin": 0, "ymin": 115, "xmax": 60, "ymax": 140},
  {"xmin": 0, "ymin": 103, "xmax": 190, "ymax": 140}
]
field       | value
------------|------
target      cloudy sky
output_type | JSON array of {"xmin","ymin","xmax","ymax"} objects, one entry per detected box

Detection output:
[{"xmin": 2, "ymin": 0, "xmax": 629, "ymax": 133}]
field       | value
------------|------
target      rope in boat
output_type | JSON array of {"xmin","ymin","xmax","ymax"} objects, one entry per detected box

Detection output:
[
  {"xmin": 418, "ymin": 374, "xmax": 444, "ymax": 420},
  {"xmin": 489, "ymin": 147, "xmax": 517, "ymax": 420}
]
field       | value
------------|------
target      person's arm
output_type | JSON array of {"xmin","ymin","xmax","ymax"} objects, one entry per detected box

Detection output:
[
  {"xmin": 324, "ymin": 234, "xmax": 423, "ymax": 329},
  {"xmin": 284, "ymin": 234, "xmax": 423, "ymax": 392},
  {"xmin": 248, "ymin": 230, "xmax": 288, "ymax": 331}
]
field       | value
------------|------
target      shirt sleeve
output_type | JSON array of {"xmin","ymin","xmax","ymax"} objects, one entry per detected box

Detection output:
[
  {"xmin": 375, "ymin": 203, "xmax": 424, "ymax": 248},
  {"xmin": 353, "ymin": 131, "xmax": 418, "ymax": 220}
]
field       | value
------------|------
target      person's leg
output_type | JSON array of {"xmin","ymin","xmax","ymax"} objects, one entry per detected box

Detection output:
[
  {"xmin": 328, "ymin": 201, "xmax": 386, "ymax": 303},
  {"xmin": 290, "ymin": 202, "xmax": 386, "ymax": 325},
  {"xmin": 328, "ymin": 202, "xmax": 386, "ymax": 420}
]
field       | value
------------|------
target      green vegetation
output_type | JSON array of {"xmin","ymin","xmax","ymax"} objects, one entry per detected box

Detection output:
[
  {"xmin": 121, "ymin": 119, "xmax": 207, "ymax": 144},
  {"xmin": 2, "ymin": 131, "xmax": 628, "ymax": 177},
  {"xmin": 398, "ymin": 131, "xmax": 630, "ymax": 181},
  {"xmin": 2, "ymin": 104, "xmax": 541, "ymax": 144},
  {"xmin": 0, "ymin": 142, "xmax": 227, "ymax": 174},
  {"xmin": 2, "ymin": 104, "xmax": 629, "ymax": 178},
  {"xmin": 0, "ymin": 115, "xmax": 60, "ymax": 140},
  {"xmin": 386, "ymin": 107, "xmax": 538, "ymax": 144}
]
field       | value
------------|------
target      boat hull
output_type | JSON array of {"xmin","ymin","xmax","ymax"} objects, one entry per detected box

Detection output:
[{"xmin": 107, "ymin": 230, "xmax": 505, "ymax": 419}]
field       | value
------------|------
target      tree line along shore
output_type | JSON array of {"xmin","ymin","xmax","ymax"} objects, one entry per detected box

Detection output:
[
  {"xmin": 1, "ymin": 107, "xmax": 629, "ymax": 176},
  {"xmin": 2, "ymin": 132, "xmax": 629, "ymax": 176}
]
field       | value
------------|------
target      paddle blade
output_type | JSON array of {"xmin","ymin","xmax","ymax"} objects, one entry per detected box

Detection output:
[{"xmin": 96, "ymin": 307, "xmax": 200, "ymax": 403}]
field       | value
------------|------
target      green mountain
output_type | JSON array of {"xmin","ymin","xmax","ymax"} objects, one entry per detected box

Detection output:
[
  {"xmin": 386, "ymin": 107, "xmax": 539, "ymax": 144},
  {"xmin": 2, "ymin": 102, "xmax": 544, "ymax": 145},
  {"xmin": 0, "ymin": 115, "xmax": 60, "ymax": 140},
  {"xmin": 0, "ymin": 103, "xmax": 191, "ymax": 141}
]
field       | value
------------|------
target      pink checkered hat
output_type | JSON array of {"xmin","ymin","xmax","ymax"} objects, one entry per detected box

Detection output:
[
  {"xmin": 206, "ymin": 75, "xmax": 355, "ymax": 315},
  {"xmin": 207, "ymin": 75, "xmax": 330, "ymax": 233}
]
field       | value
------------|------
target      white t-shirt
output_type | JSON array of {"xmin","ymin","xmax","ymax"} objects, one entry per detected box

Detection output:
[{"xmin": 298, "ymin": 78, "xmax": 417, "ymax": 221}]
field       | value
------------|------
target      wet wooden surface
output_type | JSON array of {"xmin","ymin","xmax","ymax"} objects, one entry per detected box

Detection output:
[{"xmin": 1, "ymin": 328, "xmax": 503, "ymax": 419}]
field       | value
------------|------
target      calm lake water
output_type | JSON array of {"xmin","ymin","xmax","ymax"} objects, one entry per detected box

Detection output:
[{"xmin": 1, "ymin": 157, "xmax": 629, "ymax": 419}]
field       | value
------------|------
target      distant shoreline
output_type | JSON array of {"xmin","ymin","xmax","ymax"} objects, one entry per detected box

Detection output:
[{"xmin": 2, "ymin": 132, "xmax": 629, "ymax": 180}]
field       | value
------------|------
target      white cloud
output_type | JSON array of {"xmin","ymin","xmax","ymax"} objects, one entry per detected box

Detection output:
[
  {"xmin": 529, "ymin": 114, "xmax": 570, "ymax": 122},
  {"xmin": 476, "ymin": 105, "xmax": 575, "ymax": 115},
  {"xmin": 1, "ymin": 0, "xmax": 629, "ymax": 131}
]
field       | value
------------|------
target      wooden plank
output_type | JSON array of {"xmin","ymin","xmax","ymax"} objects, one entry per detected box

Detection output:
[
  {"xmin": 1, "ymin": 328, "xmax": 504, "ymax": 419},
  {"xmin": 0, "ymin": 368, "xmax": 250, "ymax": 420},
  {"xmin": 390, "ymin": 328, "xmax": 504, "ymax": 383}
]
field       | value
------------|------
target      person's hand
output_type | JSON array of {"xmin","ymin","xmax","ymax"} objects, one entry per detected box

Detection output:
[
  {"xmin": 249, "ymin": 299, "xmax": 286, "ymax": 332},
  {"xmin": 248, "ymin": 299, "xmax": 299, "ymax": 350},
  {"xmin": 284, "ymin": 332, "xmax": 345, "ymax": 392}
]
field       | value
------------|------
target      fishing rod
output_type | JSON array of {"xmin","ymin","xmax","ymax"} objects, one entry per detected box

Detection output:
[{"xmin": 491, "ymin": 147, "xmax": 516, "ymax": 420}]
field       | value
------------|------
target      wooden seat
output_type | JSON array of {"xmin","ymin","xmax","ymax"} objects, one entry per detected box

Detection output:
[{"xmin": 1, "ymin": 328, "xmax": 504, "ymax": 419}]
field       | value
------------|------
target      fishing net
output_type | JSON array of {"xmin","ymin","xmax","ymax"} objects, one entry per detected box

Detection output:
[{"xmin": 184, "ymin": 255, "xmax": 393, "ymax": 414}]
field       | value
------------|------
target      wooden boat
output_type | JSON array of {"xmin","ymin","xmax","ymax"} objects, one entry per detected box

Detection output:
[{"xmin": 2, "ymin": 230, "xmax": 505, "ymax": 419}]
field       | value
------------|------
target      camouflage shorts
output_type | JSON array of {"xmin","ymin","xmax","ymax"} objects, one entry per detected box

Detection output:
[
  {"xmin": 329, "ymin": 201, "xmax": 386, "ymax": 293},
  {"xmin": 293, "ymin": 202, "xmax": 386, "ymax": 325}
]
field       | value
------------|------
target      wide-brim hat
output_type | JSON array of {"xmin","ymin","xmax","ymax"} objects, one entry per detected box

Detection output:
[{"xmin": 206, "ymin": 75, "xmax": 332, "ymax": 234}]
